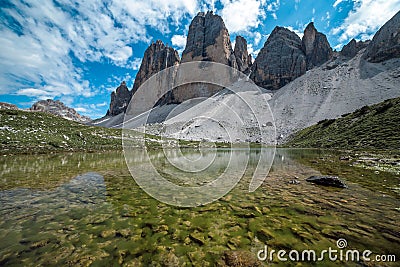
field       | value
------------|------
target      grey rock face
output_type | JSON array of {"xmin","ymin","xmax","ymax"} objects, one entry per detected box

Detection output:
[
  {"xmin": 301, "ymin": 22, "xmax": 333, "ymax": 69},
  {"xmin": 0, "ymin": 102, "xmax": 19, "ymax": 110},
  {"xmin": 181, "ymin": 11, "xmax": 237, "ymax": 68},
  {"xmin": 107, "ymin": 81, "xmax": 132, "ymax": 116},
  {"xmin": 250, "ymin": 26, "xmax": 307, "ymax": 90},
  {"xmin": 30, "ymin": 99, "xmax": 91, "ymax": 123},
  {"xmin": 106, "ymin": 40, "xmax": 180, "ymax": 117},
  {"xmin": 234, "ymin": 35, "xmax": 252, "ymax": 73},
  {"xmin": 132, "ymin": 40, "xmax": 180, "ymax": 93},
  {"xmin": 341, "ymin": 39, "xmax": 369, "ymax": 58},
  {"xmin": 365, "ymin": 11, "xmax": 400, "ymax": 62}
]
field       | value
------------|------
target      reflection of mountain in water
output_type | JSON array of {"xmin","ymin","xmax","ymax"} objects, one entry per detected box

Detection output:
[
  {"xmin": 0, "ymin": 151, "xmax": 126, "ymax": 190},
  {"xmin": 0, "ymin": 172, "xmax": 107, "ymax": 223}
]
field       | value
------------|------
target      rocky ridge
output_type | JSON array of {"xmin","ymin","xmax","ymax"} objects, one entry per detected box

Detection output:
[
  {"xmin": 250, "ymin": 26, "xmax": 307, "ymax": 90},
  {"xmin": 341, "ymin": 39, "xmax": 369, "ymax": 58},
  {"xmin": 132, "ymin": 40, "xmax": 180, "ymax": 93},
  {"xmin": 107, "ymin": 81, "xmax": 132, "ymax": 116},
  {"xmin": 100, "ymin": 10, "xmax": 400, "ymax": 143},
  {"xmin": 181, "ymin": 11, "xmax": 237, "ymax": 68},
  {"xmin": 302, "ymin": 22, "xmax": 333, "ymax": 69},
  {"xmin": 30, "ymin": 99, "xmax": 91, "ymax": 123},
  {"xmin": 234, "ymin": 35, "xmax": 252, "ymax": 73},
  {"xmin": 0, "ymin": 102, "xmax": 19, "ymax": 110},
  {"xmin": 365, "ymin": 10, "xmax": 400, "ymax": 62},
  {"xmin": 107, "ymin": 41, "xmax": 180, "ymax": 116}
]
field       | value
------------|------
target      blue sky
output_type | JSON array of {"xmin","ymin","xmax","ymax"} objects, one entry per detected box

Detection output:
[{"xmin": 1, "ymin": 0, "xmax": 399, "ymax": 119}]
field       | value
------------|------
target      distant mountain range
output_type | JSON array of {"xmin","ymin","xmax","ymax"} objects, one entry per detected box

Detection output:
[
  {"xmin": 4, "ymin": 10, "xmax": 398, "ymax": 145},
  {"xmin": 104, "ymin": 11, "xmax": 335, "ymax": 117},
  {"xmin": 0, "ymin": 99, "xmax": 91, "ymax": 123},
  {"xmin": 94, "ymin": 10, "xmax": 400, "ymax": 144}
]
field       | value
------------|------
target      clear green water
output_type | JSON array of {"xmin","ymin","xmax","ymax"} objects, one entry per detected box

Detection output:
[{"xmin": 0, "ymin": 149, "xmax": 399, "ymax": 266}]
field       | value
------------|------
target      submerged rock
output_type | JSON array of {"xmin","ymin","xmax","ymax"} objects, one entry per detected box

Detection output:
[
  {"xmin": 221, "ymin": 250, "xmax": 260, "ymax": 267},
  {"xmin": 306, "ymin": 176, "xmax": 347, "ymax": 188}
]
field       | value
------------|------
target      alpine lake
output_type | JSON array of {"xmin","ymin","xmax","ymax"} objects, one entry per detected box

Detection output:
[{"xmin": 0, "ymin": 148, "xmax": 399, "ymax": 266}]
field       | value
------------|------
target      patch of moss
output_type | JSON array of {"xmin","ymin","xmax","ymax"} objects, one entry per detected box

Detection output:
[
  {"xmin": 0, "ymin": 109, "xmax": 124, "ymax": 154},
  {"xmin": 285, "ymin": 97, "xmax": 400, "ymax": 150}
]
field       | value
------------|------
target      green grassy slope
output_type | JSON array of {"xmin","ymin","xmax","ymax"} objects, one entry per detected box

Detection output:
[
  {"xmin": 0, "ymin": 109, "xmax": 123, "ymax": 154},
  {"xmin": 285, "ymin": 97, "xmax": 400, "ymax": 150}
]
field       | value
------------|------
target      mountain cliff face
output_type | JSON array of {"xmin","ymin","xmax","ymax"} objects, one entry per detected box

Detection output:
[
  {"xmin": 269, "ymin": 52, "xmax": 400, "ymax": 142},
  {"xmin": 106, "ymin": 40, "xmax": 180, "ymax": 117},
  {"xmin": 234, "ymin": 36, "xmax": 252, "ymax": 73},
  {"xmin": 181, "ymin": 11, "xmax": 237, "ymax": 68},
  {"xmin": 250, "ymin": 26, "xmax": 307, "ymax": 90},
  {"xmin": 301, "ymin": 22, "xmax": 333, "ymax": 69},
  {"xmin": 30, "ymin": 99, "xmax": 91, "ymax": 123},
  {"xmin": 133, "ymin": 40, "xmax": 180, "ymax": 93},
  {"xmin": 164, "ymin": 11, "xmax": 238, "ymax": 104},
  {"xmin": 101, "ymin": 10, "xmax": 399, "ymax": 140},
  {"xmin": 107, "ymin": 81, "xmax": 131, "ymax": 116},
  {"xmin": 365, "ymin": 11, "xmax": 400, "ymax": 62},
  {"xmin": 341, "ymin": 39, "xmax": 369, "ymax": 58},
  {"xmin": 0, "ymin": 102, "xmax": 19, "ymax": 110}
]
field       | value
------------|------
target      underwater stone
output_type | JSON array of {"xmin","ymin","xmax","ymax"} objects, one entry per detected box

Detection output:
[{"xmin": 306, "ymin": 176, "xmax": 347, "ymax": 188}]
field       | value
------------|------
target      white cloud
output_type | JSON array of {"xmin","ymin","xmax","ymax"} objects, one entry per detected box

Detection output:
[
  {"xmin": 267, "ymin": 0, "xmax": 280, "ymax": 12},
  {"xmin": 221, "ymin": 0, "xmax": 269, "ymax": 33},
  {"xmin": 0, "ymin": 0, "xmax": 199, "ymax": 102},
  {"xmin": 96, "ymin": 102, "xmax": 108, "ymax": 107},
  {"xmin": 247, "ymin": 43, "xmax": 260, "ymax": 59},
  {"xmin": 286, "ymin": 26, "xmax": 304, "ymax": 39},
  {"xmin": 254, "ymin": 32, "xmax": 262, "ymax": 46},
  {"xmin": 332, "ymin": 0, "xmax": 400, "ymax": 42},
  {"xmin": 126, "ymin": 58, "xmax": 143, "ymax": 71},
  {"xmin": 73, "ymin": 102, "xmax": 110, "ymax": 118},
  {"xmin": 105, "ymin": 46, "xmax": 133, "ymax": 67},
  {"xmin": 171, "ymin": 34, "xmax": 187, "ymax": 50},
  {"xmin": 334, "ymin": 43, "xmax": 344, "ymax": 50},
  {"xmin": 333, "ymin": 0, "xmax": 344, "ymax": 8},
  {"xmin": 16, "ymin": 88, "xmax": 54, "ymax": 98},
  {"xmin": 74, "ymin": 107, "xmax": 88, "ymax": 113}
]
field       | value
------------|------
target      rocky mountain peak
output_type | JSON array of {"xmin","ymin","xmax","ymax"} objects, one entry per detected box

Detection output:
[
  {"xmin": 302, "ymin": 22, "xmax": 333, "ymax": 69},
  {"xmin": 250, "ymin": 26, "xmax": 307, "ymax": 90},
  {"xmin": 106, "ymin": 40, "xmax": 180, "ymax": 117},
  {"xmin": 341, "ymin": 38, "xmax": 369, "ymax": 58},
  {"xmin": 107, "ymin": 81, "xmax": 131, "ymax": 116},
  {"xmin": 30, "ymin": 99, "xmax": 91, "ymax": 123},
  {"xmin": 132, "ymin": 40, "xmax": 180, "ymax": 93},
  {"xmin": 365, "ymin": 11, "xmax": 400, "ymax": 62},
  {"xmin": 181, "ymin": 11, "xmax": 237, "ymax": 68},
  {"xmin": 0, "ymin": 102, "xmax": 19, "ymax": 110},
  {"xmin": 234, "ymin": 35, "xmax": 252, "ymax": 73}
]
